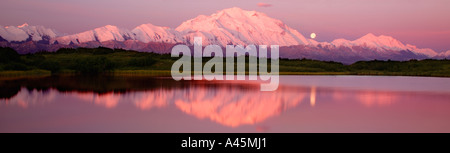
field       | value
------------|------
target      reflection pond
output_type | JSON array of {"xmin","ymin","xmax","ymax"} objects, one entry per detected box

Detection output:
[{"xmin": 1, "ymin": 75, "xmax": 450, "ymax": 132}]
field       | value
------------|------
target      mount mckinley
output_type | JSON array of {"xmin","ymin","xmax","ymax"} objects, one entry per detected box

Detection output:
[{"xmin": 1, "ymin": 7, "xmax": 448, "ymax": 63}]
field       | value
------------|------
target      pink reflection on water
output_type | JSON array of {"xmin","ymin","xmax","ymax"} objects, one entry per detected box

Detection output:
[
  {"xmin": 356, "ymin": 91, "xmax": 398, "ymax": 107},
  {"xmin": 0, "ymin": 85, "xmax": 308, "ymax": 127},
  {"xmin": 310, "ymin": 86, "xmax": 316, "ymax": 107},
  {"xmin": 175, "ymin": 86, "xmax": 306, "ymax": 127},
  {"xmin": 93, "ymin": 93, "xmax": 121, "ymax": 108},
  {"xmin": 72, "ymin": 92, "xmax": 120, "ymax": 108},
  {"xmin": 2, "ymin": 75, "xmax": 450, "ymax": 132},
  {"xmin": 70, "ymin": 90, "xmax": 174, "ymax": 110},
  {"xmin": 1, "ymin": 88, "xmax": 56, "ymax": 108},
  {"xmin": 132, "ymin": 90, "xmax": 173, "ymax": 110}
]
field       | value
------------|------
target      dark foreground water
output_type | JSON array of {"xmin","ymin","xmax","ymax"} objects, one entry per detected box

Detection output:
[{"xmin": 1, "ymin": 75, "xmax": 449, "ymax": 132}]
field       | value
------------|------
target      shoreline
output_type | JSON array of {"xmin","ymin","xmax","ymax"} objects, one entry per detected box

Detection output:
[{"xmin": 1, "ymin": 70, "xmax": 449, "ymax": 78}]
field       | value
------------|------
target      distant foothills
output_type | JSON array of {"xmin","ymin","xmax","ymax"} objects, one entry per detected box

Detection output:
[
  {"xmin": 1, "ymin": 7, "xmax": 449, "ymax": 64},
  {"xmin": 0, "ymin": 47, "xmax": 449, "ymax": 77}
]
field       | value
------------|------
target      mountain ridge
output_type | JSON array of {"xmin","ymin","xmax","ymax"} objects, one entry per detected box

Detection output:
[
  {"xmin": 1, "ymin": 7, "xmax": 448, "ymax": 63},
  {"xmin": 0, "ymin": 23, "xmax": 58, "ymax": 43}
]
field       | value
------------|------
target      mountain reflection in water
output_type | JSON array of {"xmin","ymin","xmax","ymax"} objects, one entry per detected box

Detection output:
[
  {"xmin": 1, "ymin": 84, "xmax": 306, "ymax": 127},
  {"xmin": 1, "ymin": 75, "xmax": 450, "ymax": 132}
]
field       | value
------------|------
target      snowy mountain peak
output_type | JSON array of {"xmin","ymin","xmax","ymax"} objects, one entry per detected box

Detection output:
[
  {"xmin": 222, "ymin": 7, "xmax": 244, "ymax": 12},
  {"xmin": 175, "ymin": 7, "xmax": 309, "ymax": 46},
  {"xmin": 53, "ymin": 23, "xmax": 184, "ymax": 45},
  {"xmin": 0, "ymin": 23, "xmax": 57, "ymax": 42},
  {"xmin": 217, "ymin": 7, "xmax": 261, "ymax": 18},
  {"xmin": 355, "ymin": 33, "xmax": 406, "ymax": 50},
  {"xmin": 54, "ymin": 25, "xmax": 133, "ymax": 45},
  {"xmin": 102, "ymin": 25, "xmax": 118, "ymax": 30},
  {"xmin": 332, "ymin": 33, "xmax": 406, "ymax": 50},
  {"xmin": 131, "ymin": 23, "xmax": 183, "ymax": 43},
  {"xmin": 405, "ymin": 44, "xmax": 438, "ymax": 57},
  {"xmin": 18, "ymin": 23, "xmax": 29, "ymax": 28},
  {"xmin": 441, "ymin": 50, "xmax": 450, "ymax": 57},
  {"xmin": 330, "ymin": 33, "xmax": 439, "ymax": 57},
  {"xmin": 359, "ymin": 33, "xmax": 377, "ymax": 39}
]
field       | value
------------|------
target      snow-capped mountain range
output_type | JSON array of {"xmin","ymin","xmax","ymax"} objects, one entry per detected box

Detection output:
[
  {"xmin": 0, "ymin": 7, "xmax": 448, "ymax": 63},
  {"xmin": 0, "ymin": 23, "xmax": 58, "ymax": 42},
  {"xmin": 175, "ymin": 7, "xmax": 309, "ymax": 46}
]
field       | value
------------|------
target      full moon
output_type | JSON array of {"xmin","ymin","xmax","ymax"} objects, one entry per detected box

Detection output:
[{"xmin": 310, "ymin": 33, "xmax": 316, "ymax": 39}]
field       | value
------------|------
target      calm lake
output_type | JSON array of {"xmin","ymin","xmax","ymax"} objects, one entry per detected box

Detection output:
[{"xmin": 1, "ymin": 75, "xmax": 449, "ymax": 132}]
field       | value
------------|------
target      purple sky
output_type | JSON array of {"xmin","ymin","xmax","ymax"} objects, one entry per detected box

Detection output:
[{"xmin": 1, "ymin": 0, "xmax": 449, "ymax": 52}]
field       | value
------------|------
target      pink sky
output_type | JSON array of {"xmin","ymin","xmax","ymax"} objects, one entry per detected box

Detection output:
[{"xmin": 1, "ymin": 0, "xmax": 449, "ymax": 52}]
